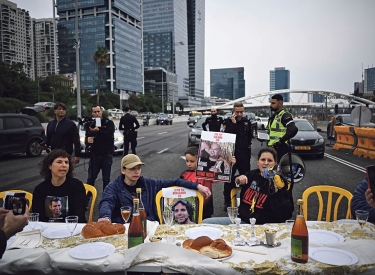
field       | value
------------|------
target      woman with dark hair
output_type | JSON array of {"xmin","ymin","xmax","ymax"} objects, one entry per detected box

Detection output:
[
  {"xmin": 172, "ymin": 199, "xmax": 195, "ymax": 224},
  {"xmin": 203, "ymin": 147, "xmax": 293, "ymax": 225},
  {"xmin": 32, "ymin": 149, "xmax": 86, "ymax": 223}
]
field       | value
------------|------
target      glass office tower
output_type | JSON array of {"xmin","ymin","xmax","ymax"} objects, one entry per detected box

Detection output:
[
  {"xmin": 210, "ymin": 67, "xmax": 245, "ymax": 100},
  {"xmin": 56, "ymin": 0, "xmax": 142, "ymax": 94},
  {"xmin": 143, "ymin": 0, "xmax": 190, "ymax": 98},
  {"xmin": 270, "ymin": 67, "xmax": 290, "ymax": 102}
]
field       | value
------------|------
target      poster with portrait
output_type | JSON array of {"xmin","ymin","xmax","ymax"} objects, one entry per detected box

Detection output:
[
  {"xmin": 161, "ymin": 187, "xmax": 198, "ymax": 225},
  {"xmin": 44, "ymin": 196, "xmax": 69, "ymax": 222},
  {"xmin": 196, "ymin": 131, "xmax": 236, "ymax": 182}
]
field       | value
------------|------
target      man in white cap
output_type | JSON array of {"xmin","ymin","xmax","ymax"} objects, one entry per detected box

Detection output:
[{"xmin": 98, "ymin": 154, "xmax": 211, "ymax": 224}]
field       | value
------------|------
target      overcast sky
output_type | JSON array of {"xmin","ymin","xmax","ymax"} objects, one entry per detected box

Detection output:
[{"xmin": 11, "ymin": 0, "xmax": 375, "ymax": 99}]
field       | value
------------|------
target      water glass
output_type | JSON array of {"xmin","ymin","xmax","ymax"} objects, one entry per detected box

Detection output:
[
  {"xmin": 285, "ymin": 219, "xmax": 294, "ymax": 252},
  {"xmin": 65, "ymin": 216, "xmax": 78, "ymax": 238},
  {"xmin": 162, "ymin": 210, "xmax": 174, "ymax": 228},
  {"xmin": 120, "ymin": 206, "xmax": 132, "ymax": 224},
  {"xmin": 28, "ymin": 213, "xmax": 39, "ymax": 230}
]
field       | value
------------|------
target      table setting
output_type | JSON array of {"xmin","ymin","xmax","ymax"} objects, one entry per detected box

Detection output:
[{"xmin": 1, "ymin": 212, "xmax": 375, "ymax": 274}]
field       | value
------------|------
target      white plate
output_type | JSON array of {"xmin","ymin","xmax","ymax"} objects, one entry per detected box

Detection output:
[
  {"xmin": 215, "ymin": 251, "xmax": 234, "ymax": 261},
  {"xmin": 309, "ymin": 247, "xmax": 358, "ymax": 266},
  {"xmin": 185, "ymin": 227, "xmax": 223, "ymax": 239},
  {"xmin": 42, "ymin": 224, "xmax": 84, "ymax": 239},
  {"xmin": 69, "ymin": 242, "xmax": 115, "ymax": 260},
  {"xmin": 309, "ymin": 230, "xmax": 344, "ymax": 244},
  {"xmin": 22, "ymin": 223, "xmax": 47, "ymax": 232}
]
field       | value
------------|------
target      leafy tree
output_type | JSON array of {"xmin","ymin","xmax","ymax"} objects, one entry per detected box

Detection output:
[{"xmin": 93, "ymin": 46, "xmax": 109, "ymax": 105}]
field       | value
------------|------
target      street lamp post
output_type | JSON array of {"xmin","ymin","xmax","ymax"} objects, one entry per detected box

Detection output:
[
  {"xmin": 161, "ymin": 68, "xmax": 164, "ymax": 113},
  {"xmin": 74, "ymin": 0, "xmax": 81, "ymax": 119}
]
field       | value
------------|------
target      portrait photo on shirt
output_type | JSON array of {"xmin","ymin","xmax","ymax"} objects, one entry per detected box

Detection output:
[
  {"xmin": 44, "ymin": 196, "xmax": 68, "ymax": 222},
  {"xmin": 196, "ymin": 131, "xmax": 236, "ymax": 181}
]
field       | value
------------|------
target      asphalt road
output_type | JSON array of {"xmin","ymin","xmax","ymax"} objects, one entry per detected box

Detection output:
[{"xmin": 1, "ymin": 120, "xmax": 372, "ymax": 222}]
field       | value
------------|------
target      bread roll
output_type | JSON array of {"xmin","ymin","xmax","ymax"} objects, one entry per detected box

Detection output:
[
  {"xmin": 81, "ymin": 221, "xmax": 126, "ymax": 239},
  {"xmin": 182, "ymin": 237, "xmax": 232, "ymax": 259}
]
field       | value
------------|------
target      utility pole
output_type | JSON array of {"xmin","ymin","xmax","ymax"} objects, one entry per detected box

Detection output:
[{"xmin": 75, "ymin": 0, "xmax": 82, "ymax": 119}]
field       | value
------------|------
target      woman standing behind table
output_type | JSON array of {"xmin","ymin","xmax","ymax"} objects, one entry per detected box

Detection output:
[
  {"xmin": 203, "ymin": 148, "xmax": 293, "ymax": 225},
  {"xmin": 32, "ymin": 149, "xmax": 87, "ymax": 223}
]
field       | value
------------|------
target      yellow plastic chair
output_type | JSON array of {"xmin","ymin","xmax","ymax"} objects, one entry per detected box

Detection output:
[
  {"xmin": 83, "ymin": 184, "xmax": 97, "ymax": 222},
  {"xmin": 302, "ymin": 185, "xmax": 353, "ymax": 221},
  {"xmin": 230, "ymin": 187, "xmax": 241, "ymax": 208},
  {"xmin": 0, "ymin": 190, "xmax": 33, "ymax": 210},
  {"xmin": 155, "ymin": 186, "xmax": 204, "ymax": 224}
]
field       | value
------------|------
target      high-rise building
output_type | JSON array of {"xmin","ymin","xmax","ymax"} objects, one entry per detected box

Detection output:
[
  {"xmin": 143, "ymin": 0, "xmax": 205, "ymax": 107},
  {"xmin": 210, "ymin": 67, "xmax": 245, "ymax": 100},
  {"xmin": 364, "ymin": 67, "xmax": 375, "ymax": 94},
  {"xmin": 187, "ymin": 0, "xmax": 204, "ymax": 99},
  {"xmin": 56, "ymin": 0, "xmax": 142, "ymax": 94},
  {"xmin": 0, "ymin": 0, "xmax": 34, "ymax": 79},
  {"xmin": 270, "ymin": 67, "xmax": 290, "ymax": 102},
  {"xmin": 308, "ymin": 94, "xmax": 325, "ymax": 103},
  {"xmin": 33, "ymin": 18, "xmax": 58, "ymax": 78}
]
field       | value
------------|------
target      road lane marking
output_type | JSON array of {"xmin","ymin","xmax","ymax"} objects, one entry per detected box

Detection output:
[
  {"xmin": 158, "ymin": 148, "xmax": 169, "ymax": 154},
  {"xmin": 137, "ymin": 137, "xmax": 145, "ymax": 140},
  {"xmin": 181, "ymin": 156, "xmax": 186, "ymax": 160},
  {"xmin": 158, "ymin": 132, "xmax": 168, "ymax": 135},
  {"xmin": 324, "ymin": 153, "xmax": 366, "ymax": 173}
]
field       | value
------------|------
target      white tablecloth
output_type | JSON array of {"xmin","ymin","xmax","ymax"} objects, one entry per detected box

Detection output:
[{"xmin": 0, "ymin": 220, "xmax": 374, "ymax": 274}]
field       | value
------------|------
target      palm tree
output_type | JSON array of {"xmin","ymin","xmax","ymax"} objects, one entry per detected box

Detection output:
[{"xmin": 93, "ymin": 46, "xmax": 109, "ymax": 105}]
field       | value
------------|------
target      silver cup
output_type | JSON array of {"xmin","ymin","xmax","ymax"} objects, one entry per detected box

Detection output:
[{"xmin": 264, "ymin": 229, "xmax": 277, "ymax": 246}]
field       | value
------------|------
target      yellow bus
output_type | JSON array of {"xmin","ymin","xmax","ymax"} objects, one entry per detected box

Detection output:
[{"xmin": 189, "ymin": 111, "xmax": 202, "ymax": 117}]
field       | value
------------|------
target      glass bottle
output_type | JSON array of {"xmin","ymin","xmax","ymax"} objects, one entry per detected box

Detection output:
[
  {"xmin": 291, "ymin": 199, "xmax": 309, "ymax": 263},
  {"xmin": 128, "ymin": 198, "xmax": 144, "ymax": 248},
  {"xmin": 136, "ymin": 188, "xmax": 147, "ymax": 238}
]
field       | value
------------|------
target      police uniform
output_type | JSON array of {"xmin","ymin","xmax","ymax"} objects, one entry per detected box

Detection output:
[
  {"xmin": 223, "ymin": 117, "xmax": 252, "ymax": 207},
  {"xmin": 267, "ymin": 110, "xmax": 298, "ymax": 162},
  {"xmin": 119, "ymin": 113, "xmax": 140, "ymax": 156},
  {"xmin": 202, "ymin": 115, "xmax": 223, "ymax": 132}
]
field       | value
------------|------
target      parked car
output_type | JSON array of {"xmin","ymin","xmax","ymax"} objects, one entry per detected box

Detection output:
[
  {"xmin": 79, "ymin": 125, "xmax": 124, "ymax": 154},
  {"xmin": 290, "ymin": 119, "xmax": 325, "ymax": 158},
  {"xmin": 108, "ymin": 109, "xmax": 124, "ymax": 117},
  {"xmin": 130, "ymin": 111, "xmax": 139, "ymax": 117},
  {"xmin": 255, "ymin": 116, "xmax": 269, "ymax": 130},
  {"xmin": 187, "ymin": 117, "xmax": 206, "ymax": 147},
  {"xmin": 156, "ymin": 114, "xmax": 173, "ymax": 125},
  {"xmin": 34, "ymin": 102, "xmax": 55, "ymax": 109},
  {"xmin": 327, "ymin": 114, "xmax": 375, "ymax": 139},
  {"xmin": 0, "ymin": 114, "xmax": 45, "ymax": 157}
]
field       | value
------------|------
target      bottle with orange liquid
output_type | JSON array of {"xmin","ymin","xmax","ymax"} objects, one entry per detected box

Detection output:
[
  {"xmin": 291, "ymin": 199, "xmax": 309, "ymax": 263},
  {"xmin": 128, "ymin": 198, "xmax": 144, "ymax": 248},
  {"xmin": 136, "ymin": 188, "xmax": 147, "ymax": 238}
]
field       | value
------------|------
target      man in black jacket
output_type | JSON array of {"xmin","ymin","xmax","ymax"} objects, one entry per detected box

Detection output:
[
  {"xmin": 45, "ymin": 102, "xmax": 80, "ymax": 164},
  {"xmin": 119, "ymin": 106, "xmax": 140, "ymax": 156},
  {"xmin": 222, "ymin": 102, "xmax": 253, "ymax": 209},
  {"xmin": 85, "ymin": 105, "xmax": 115, "ymax": 192},
  {"xmin": 202, "ymin": 108, "xmax": 223, "ymax": 132}
]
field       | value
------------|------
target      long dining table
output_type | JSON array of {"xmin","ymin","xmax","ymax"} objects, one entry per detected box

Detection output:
[{"xmin": 1, "ymin": 219, "xmax": 374, "ymax": 275}]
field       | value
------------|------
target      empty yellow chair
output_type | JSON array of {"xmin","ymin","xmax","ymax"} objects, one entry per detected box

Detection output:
[
  {"xmin": 0, "ymin": 190, "xmax": 33, "ymax": 210},
  {"xmin": 155, "ymin": 186, "xmax": 204, "ymax": 224},
  {"xmin": 302, "ymin": 185, "xmax": 353, "ymax": 221},
  {"xmin": 83, "ymin": 184, "xmax": 97, "ymax": 222}
]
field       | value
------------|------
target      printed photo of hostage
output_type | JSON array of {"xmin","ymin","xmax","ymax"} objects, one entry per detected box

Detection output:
[
  {"xmin": 197, "ymin": 131, "xmax": 236, "ymax": 182},
  {"xmin": 172, "ymin": 199, "xmax": 196, "ymax": 224},
  {"xmin": 46, "ymin": 196, "xmax": 67, "ymax": 222}
]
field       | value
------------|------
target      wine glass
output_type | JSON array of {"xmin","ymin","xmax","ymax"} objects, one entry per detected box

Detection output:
[
  {"xmin": 227, "ymin": 207, "xmax": 238, "ymax": 225},
  {"xmin": 28, "ymin": 213, "xmax": 39, "ymax": 230},
  {"xmin": 355, "ymin": 210, "xmax": 369, "ymax": 228},
  {"xmin": 65, "ymin": 216, "xmax": 78, "ymax": 239},
  {"xmin": 285, "ymin": 219, "xmax": 295, "ymax": 252},
  {"xmin": 232, "ymin": 217, "xmax": 246, "ymax": 246},
  {"xmin": 162, "ymin": 210, "xmax": 174, "ymax": 231},
  {"xmin": 120, "ymin": 206, "xmax": 132, "ymax": 224}
]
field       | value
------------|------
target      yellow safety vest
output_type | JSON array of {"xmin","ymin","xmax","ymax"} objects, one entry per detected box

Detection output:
[{"xmin": 268, "ymin": 110, "xmax": 288, "ymax": 146}]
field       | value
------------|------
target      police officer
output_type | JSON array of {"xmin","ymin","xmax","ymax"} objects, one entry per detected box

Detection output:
[
  {"xmin": 267, "ymin": 94, "xmax": 298, "ymax": 162},
  {"xmin": 119, "ymin": 106, "xmax": 140, "ymax": 156},
  {"xmin": 202, "ymin": 108, "xmax": 223, "ymax": 132},
  {"xmin": 222, "ymin": 102, "xmax": 252, "ymax": 210}
]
